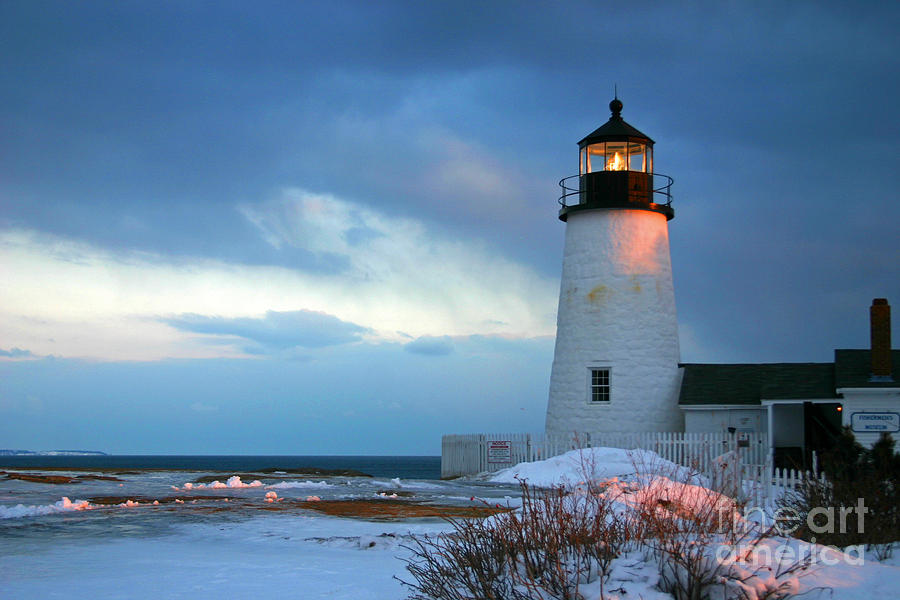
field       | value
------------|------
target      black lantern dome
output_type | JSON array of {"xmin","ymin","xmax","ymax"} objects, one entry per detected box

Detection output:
[{"xmin": 558, "ymin": 98, "xmax": 673, "ymax": 221}]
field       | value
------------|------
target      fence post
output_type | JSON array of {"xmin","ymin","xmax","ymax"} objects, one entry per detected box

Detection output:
[{"xmin": 478, "ymin": 434, "xmax": 486, "ymax": 475}]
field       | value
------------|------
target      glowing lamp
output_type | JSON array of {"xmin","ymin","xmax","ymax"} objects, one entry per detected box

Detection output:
[
  {"xmin": 559, "ymin": 97, "xmax": 672, "ymax": 221},
  {"xmin": 581, "ymin": 143, "xmax": 650, "ymax": 174}
]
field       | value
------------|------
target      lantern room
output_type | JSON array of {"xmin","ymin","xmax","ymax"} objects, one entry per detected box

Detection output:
[
  {"xmin": 559, "ymin": 97, "xmax": 673, "ymax": 221},
  {"xmin": 580, "ymin": 140, "xmax": 651, "ymax": 174}
]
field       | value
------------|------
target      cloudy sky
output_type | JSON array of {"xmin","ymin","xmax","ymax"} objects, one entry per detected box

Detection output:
[{"xmin": 1, "ymin": 1, "xmax": 898, "ymax": 454}]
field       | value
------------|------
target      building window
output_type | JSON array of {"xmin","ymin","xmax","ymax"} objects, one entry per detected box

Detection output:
[{"xmin": 590, "ymin": 368, "xmax": 610, "ymax": 403}]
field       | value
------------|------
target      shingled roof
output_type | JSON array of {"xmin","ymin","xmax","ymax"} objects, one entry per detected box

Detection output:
[
  {"xmin": 577, "ymin": 98, "xmax": 655, "ymax": 146},
  {"xmin": 578, "ymin": 116, "xmax": 654, "ymax": 146},
  {"xmin": 679, "ymin": 362, "xmax": 837, "ymax": 406},
  {"xmin": 835, "ymin": 349, "xmax": 900, "ymax": 388}
]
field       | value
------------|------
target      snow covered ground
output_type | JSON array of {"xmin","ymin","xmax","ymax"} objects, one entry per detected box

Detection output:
[
  {"xmin": 488, "ymin": 447, "xmax": 900, "ymax": 600},
  {"xmin": 488, "ymin": 446, "xmax": 696, "ymax": 488},
  {"xmin": 0, "ymin": 469, "xmax": 492, "ymax": 599},
  {"xmin": 1, "ymin": 511, "xmax": 450, "ymax": 599},
  {"xmin": 2, "ymin": 449, "xmax": 899, "ymax": 599}
]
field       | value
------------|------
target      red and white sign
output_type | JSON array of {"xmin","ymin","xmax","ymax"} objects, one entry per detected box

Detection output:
[{"xmin": 487, "ymin": 440, "xmax": 512, "ymax": 463}]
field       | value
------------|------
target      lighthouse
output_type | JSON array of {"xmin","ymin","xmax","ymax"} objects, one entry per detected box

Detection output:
[{"xmin": 545, "ymin": 98, "xmax": 683, "ymax": 437}]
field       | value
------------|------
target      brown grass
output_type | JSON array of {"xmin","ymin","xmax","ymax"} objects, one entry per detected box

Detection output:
[
  {"xmin": 2, "ymin": 472, "xmax": 123, "ymax": 484},
  {"xmin": 297, "ymin": 499, "xmax": 512, "ymax": 521},
  {"xmin": 86, "ymin": 494, "xmax": 238, "ymax": 506},
  {"xmin": 79, "ymin": 494, "xmax": 506, "ymax": 521}
]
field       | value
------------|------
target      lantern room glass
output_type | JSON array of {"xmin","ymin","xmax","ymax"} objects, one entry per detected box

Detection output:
[{"xmin": 580, "ymin": 142, "xmax": 652, "ymax": 174}]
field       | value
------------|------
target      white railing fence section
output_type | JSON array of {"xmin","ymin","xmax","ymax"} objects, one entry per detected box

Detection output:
[
  {"xmin": 442, "ymin": 431, "xmax": 822, "ymax": 505},
  {"xmin": 743, "ymin": 456, "xmax": 826, "ymax": 510},
  {"xmin": 442, "ymin": 431, "xmax": 768, "ymax": 478}
]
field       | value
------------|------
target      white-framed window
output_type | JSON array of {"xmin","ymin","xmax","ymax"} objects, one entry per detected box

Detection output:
[{"xmin": 590, "ymin": 368, "xmax": 610, "ymax": 403}]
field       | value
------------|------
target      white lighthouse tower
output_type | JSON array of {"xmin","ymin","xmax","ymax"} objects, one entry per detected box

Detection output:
[{"xmin": 545, "ymin": 98, "xmax": 683, "ymax": 437}]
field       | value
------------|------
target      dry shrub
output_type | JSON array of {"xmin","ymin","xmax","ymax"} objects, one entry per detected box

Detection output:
[
  {"xmin": 401, "ymin": 449, "xmax": 812, "ymax": 600},
  {"xmin": 399, "ymin": 480, "xmax": 626, "ymax": 599},
  {"xmin": 628, "ymin": 477, "xmax": 738, "ymax": 600},
  {"xmin": 400, "ymin": 516, "xmax": 524, "ymax": 600},
  {"xmin": 779, "ymin": 429, "xmax": 900, "ymax": 560},
  {"xmin": 504, "ymin": 482, "xmax": 626, "ymax": 598},
  {"xmin": 623, "ymin": 464, "xmax": 808, "ymax": 600}
]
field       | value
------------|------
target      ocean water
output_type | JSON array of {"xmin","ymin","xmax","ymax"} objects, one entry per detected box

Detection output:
[
  {"xmin": 0, "ymin": 455, "xmax": 518, "ymax": 599},
  {"xmin": 0, "ymin": 455, "xmax": 442, "ymax": 479}
]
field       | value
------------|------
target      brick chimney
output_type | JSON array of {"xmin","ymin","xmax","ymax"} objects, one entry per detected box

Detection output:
[{"xmin": 870, "ymin": 298, "xmax": 892, "ymax": 380}]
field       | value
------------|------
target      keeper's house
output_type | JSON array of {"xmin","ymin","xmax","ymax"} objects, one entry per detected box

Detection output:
[{"xmin": 680, "ymin": 299, "xmax": 899, "ymax": 468}]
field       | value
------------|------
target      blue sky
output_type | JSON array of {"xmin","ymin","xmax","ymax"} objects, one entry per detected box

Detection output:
[{"xmin": 1, "ymin": 1, "xmax": 898, "ymax": 454}]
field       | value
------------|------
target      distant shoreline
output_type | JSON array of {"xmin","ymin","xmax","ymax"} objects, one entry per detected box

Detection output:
[
  {"xmin": 0, "ymin": 455, "xmax": 441, "ymax": 479},
  {"xmin": 0, "ymin": 450, "xmax": 108, "ymax": 456}
]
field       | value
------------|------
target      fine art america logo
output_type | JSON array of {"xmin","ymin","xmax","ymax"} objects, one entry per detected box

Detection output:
[
  {"xmin": 715, "ymin": 499, "xmax": 870, "ymax": 567},
  {"xmin": 769, "ymin": 497, "xmax": 868, "ymax": 537}
]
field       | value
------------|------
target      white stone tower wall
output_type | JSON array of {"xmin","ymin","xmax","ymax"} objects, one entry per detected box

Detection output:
[{"xmin": 545, "ymin": 208, "xmax": 684, "ymax": 437}]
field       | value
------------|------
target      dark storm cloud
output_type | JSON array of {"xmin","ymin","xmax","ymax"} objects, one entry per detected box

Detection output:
[
  {"xmin": 163, "ymin": 310, "xmax": 369, "ymax": 353},
  {"xmin": 1, "ymin": 1, "xmax": 898, "ymax": 363}
]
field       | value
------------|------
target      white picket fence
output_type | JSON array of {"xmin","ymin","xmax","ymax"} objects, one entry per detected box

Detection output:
[
  {"xmin": 743, "ymin": 455, "xmax": 826, "ymax": 509},
  {"xmin": 441, "ymin": 431, "xmax": 768, "ymax": 478},
  {"xmin": 441, "ymin": 431, "xmax": 821, "ymax": 505}
]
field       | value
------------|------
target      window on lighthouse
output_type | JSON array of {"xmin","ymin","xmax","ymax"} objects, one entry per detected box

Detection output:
[
  {"xmin": 628, "ymin": 142, "xmax": 648, "ymax": 172},
  {"xmin": 590, "ymin": 368, "xmax": 610, "ymax": 403}
]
